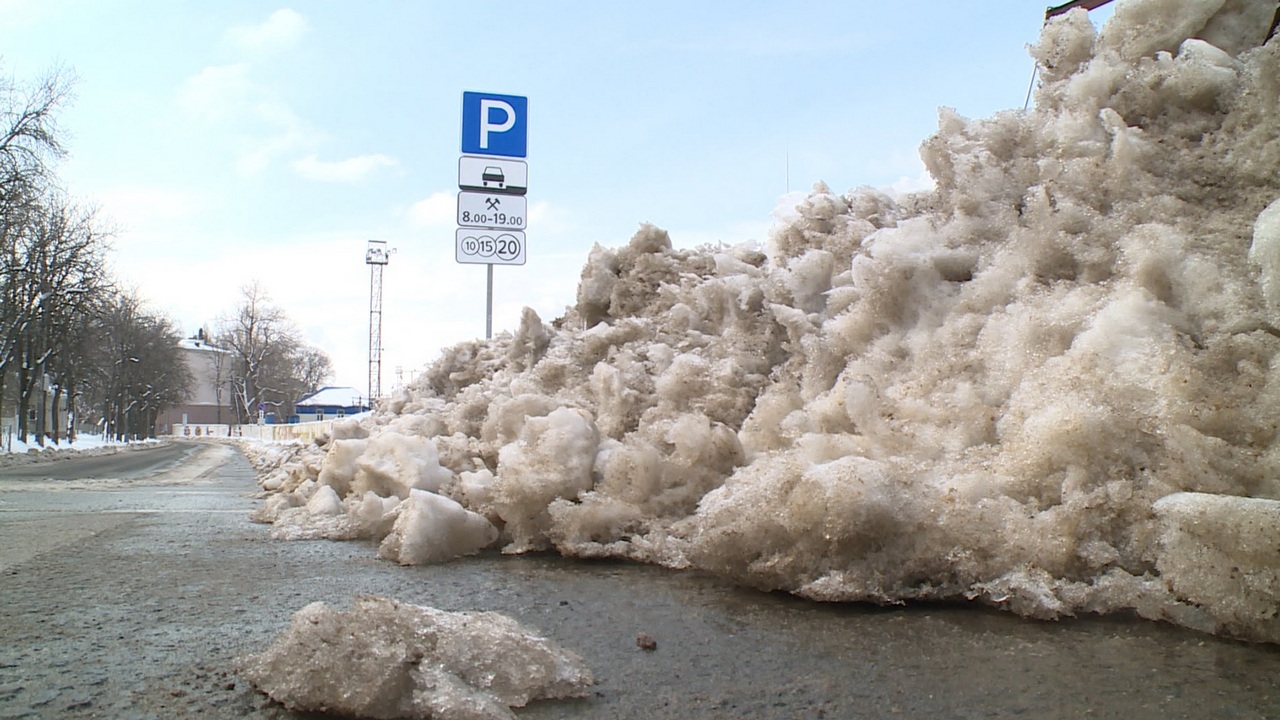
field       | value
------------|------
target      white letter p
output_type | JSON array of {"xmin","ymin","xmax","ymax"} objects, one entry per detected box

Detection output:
[{"xmin": 479, "ymin": 99, "xmax": 515, "ymax": 149}]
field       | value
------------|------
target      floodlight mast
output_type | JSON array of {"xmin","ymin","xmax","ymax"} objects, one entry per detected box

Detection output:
[{"xmin": 366, "ymin": 240, "xmax": 391, "ymax": 409}]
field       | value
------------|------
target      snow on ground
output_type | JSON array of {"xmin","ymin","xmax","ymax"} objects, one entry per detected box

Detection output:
[
  {"xmin": 242, "ymin": 596, "xmax": 593, "ymax": 720},
  {"xmin": 0, "ymin": 434, "xmax": 159, "ymax": 467},
  {"xmin": 2, "ymin": 433, "xmax": 111, "ymax": 455},
  {"xmin": 245, "ymin": 0, "xmax": 1280, "ymax": 644}
]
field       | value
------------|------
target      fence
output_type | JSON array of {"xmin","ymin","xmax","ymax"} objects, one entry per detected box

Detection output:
[{"xmin": 170, "ymin": 419, "xmax": 338, "ymax": 444}]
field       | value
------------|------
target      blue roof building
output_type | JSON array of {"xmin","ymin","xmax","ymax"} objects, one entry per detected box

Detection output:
[{"xmin": 291, "ymin": 386, "xmax": 369, "ymax": 423}]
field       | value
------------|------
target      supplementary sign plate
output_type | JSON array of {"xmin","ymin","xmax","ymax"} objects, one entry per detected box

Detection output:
[
  {"xmin": 456, "ymin": 229, "xmax": 526, "ymax": 265},
  {"xmin": 457, "ymin": 191, "xmax": 526, "ymax": 230},
  {"xmin": 458, "ymin": 156, "xmax": 527, "ymax": 195}
]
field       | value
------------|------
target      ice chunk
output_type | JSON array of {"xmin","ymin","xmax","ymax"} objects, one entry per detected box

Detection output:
[
  {"xmin": 353, "ymin": 431, "xmax": 454, "ymax": 498},
  {"xmin": 304, "ymin": 484, "xmax": 343, "ymax": 516},
  {"xmin": 458, "ymin": 468, "xmax": 498, "ymax": 513},
  {"xmin": 1249, "ymin": 197, "xmax": 1280, "ymax": 316},
  {"xmin": 1154, "ymin": 492, "xmax": 1280, "ymax": 643},
  {"xmin": 494, "ymin": 407, "xmax": 599, "ymax": 552},
  {"xmin": 242, "ymin": 596, "xmax": 593, "ymax": 719},
  {"xmin": 331, "ymin": 417, "xmax": 370, "ymax": 440},
  {"xmin": 350, "ymin": 490, "xmax": 401, "ymax": 539},
  {"xmin": 316, "ymin": 438, "xmax": 367, "ymax": 496},
  {"xmin": 248, "ymin": 490, "xmax": 301, "ymax": 524},
  {"xmin": 377, "ymin": 489, "xmax": 499, "ymax": 565},
  {"xmin": 1096, "ymin": 1, "xmax": 1199, "ymax": 58}
]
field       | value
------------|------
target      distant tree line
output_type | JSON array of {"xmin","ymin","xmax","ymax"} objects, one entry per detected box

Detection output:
[
  {"xmin": 0, "ymin": 68, "xmax": 192, "ymax": 444},
  {"xmin": 0, "ymin": 68, "xmax": 333, "ymax": 445}
]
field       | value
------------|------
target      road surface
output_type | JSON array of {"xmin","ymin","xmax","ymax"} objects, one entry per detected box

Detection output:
[
  {"xmin": 0, "ymin": 442, "xmax": 201, "ymax": 481},
  {"xmin": 1, "ymin": 441, "xmax": 1279, "ymax": 719}
]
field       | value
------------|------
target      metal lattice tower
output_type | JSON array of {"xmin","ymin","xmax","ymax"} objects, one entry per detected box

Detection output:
[{"xmin": 366, "ymin": 240, "xmax": 390, "ymax": 408}]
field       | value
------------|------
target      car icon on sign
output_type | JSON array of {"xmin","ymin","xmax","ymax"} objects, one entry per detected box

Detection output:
[{"xmin": 482, "ymin": 166, "xmax": 505, "ymax": 188}]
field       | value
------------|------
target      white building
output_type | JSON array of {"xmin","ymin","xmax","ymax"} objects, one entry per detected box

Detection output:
[{"xmin": 154, "ymin": 330, "xmax": 236, "ymax": 435}]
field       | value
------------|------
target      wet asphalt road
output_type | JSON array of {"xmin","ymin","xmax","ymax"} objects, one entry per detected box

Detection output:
[
  {"xmin": 0, "ymin": 443, "xmax": 201, "ymax": 481},
  {"xmin": 1, "ymin": 442, "xmax": 1280, "ymax": 719}
]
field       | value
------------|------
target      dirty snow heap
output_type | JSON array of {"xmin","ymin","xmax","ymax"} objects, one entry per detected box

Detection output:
[{"xmin": 248, "ymin": 0, "xmax": 1280, "ymax": 644}]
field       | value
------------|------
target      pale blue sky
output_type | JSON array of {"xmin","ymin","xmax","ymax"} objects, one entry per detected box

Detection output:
[{"xmin": 0, "ymin": 2, "xmax": 1105, "ymax": 394}]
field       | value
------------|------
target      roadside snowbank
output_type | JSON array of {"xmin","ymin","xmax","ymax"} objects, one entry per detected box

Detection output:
[
  {"xmin": 0, "ymin": 434, "xmax": 163, "ymax": 468},
  {"xmin": 247, "ymin": 0, "xmax": 1280, "ymax": 644}
]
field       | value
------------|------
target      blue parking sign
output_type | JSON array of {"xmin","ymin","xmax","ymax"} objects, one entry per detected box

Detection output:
[{"xmin": 461, "ymin": 91, "xmax": 527, "ymax": 158}]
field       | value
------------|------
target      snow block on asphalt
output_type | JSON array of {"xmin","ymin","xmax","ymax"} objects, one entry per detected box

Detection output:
[
  {"xmin": 1154, "ymin": 492, "xmax": 1280, "ymax": 643},
  {"xmin": 243, "ymin": 596, "xmax": 593, "ymax": 720}
]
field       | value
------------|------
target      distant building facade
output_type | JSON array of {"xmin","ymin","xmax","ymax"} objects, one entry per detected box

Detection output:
[
  {"xmin": 154, "ymin": 330, "xmax": 236, "ymax": 435},
  {"xmin": 291, "ymin": 386, "xmax": 369, "ymax": 423}
]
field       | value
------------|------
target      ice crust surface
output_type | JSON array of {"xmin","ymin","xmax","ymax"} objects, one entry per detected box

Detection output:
[
  {"xmin": 242, "ymin": 596, "xmax": 593, "ymax": 719},
  {"xmin": 248, "ymin": 0, "xmax": 1280, "ymax": 644}
]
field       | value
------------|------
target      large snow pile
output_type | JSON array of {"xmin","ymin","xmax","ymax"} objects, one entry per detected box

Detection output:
[
  {"xmin": 242, "ymin": 596, "xmax": 593, "ymax": 719},
  {"xmin": 249, "ymin": 0, "xmax": 1280, "ymax": 643}
]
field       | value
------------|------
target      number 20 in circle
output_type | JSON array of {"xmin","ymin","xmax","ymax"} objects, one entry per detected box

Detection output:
[{"xmin": 455, "ymin": 229, "xmax": 526, "ymax": 266}]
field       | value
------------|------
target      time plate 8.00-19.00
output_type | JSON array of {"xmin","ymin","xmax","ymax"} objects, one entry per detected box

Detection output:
[{"xmin": 456, "ymin": 191, "xmax": 526, "ymax": 230}]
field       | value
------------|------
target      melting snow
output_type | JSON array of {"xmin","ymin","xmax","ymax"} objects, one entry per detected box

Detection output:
[
  {"xmin": 246, "ymin": 0, "xmax": 1280, "ymax": 644},
  {"xmin": 242, "ymin": 596, "xmax": 593, "ymax": 720}
]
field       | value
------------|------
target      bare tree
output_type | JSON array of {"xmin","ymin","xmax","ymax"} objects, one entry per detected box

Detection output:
[
  {"xmin": 11, "ymin": 196, "xmax": 111, "ymax": 442},
  {"xmin": 217, "ymin": 283, "xmax": 291, "ymax": 423},
  {"xmin": 0, "ymin": 66, "xmax": 77, "ymax": 441},
  {"xmin": 275, "ymin": 345, "xmax": 333, "ymax": 419},
  {"xmin": 295, "ymin": 346, "xmax": 333, "ymax": 397},
  {"xmin": 81, "ymin": 291, "xmax": 190, "ymax": 441},
  {"xmin": 0, "ymin": 66, "xmax": 71, "ymax": 211},
  {"xmin": 215, "ymin": 283, "xmax": 332, "ymax": 423}
]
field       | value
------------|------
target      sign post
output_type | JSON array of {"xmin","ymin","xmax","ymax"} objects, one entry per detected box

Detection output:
[{"xmin": 458, "ymin": 91, "xmax": 528, "ymax": 339}]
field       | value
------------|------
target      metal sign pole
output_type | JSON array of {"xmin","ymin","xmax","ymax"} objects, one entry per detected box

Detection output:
[{"xmin": 486, "ymin": 263, "xmax": 494, "ymax": 339}]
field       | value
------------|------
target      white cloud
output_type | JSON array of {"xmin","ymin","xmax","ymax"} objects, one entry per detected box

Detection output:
[
  {"xmin": 177, "ymin": 63, "xmax": 252, "ymax": 121},
  {"xmin": 236, "ymin": 121, "xmax": 313, "ymax": 175},
  {"xmin": 293, "ymin": 153, "xmax": 398, "ymax": 183},
  {"xmin": 0, "ymin": 0, "xmax": 50, "ymax": 29},
  {"xmin": 177, "ymin": 12, "xmax": 396, "ymax": 180},
  {"xmin": 406, "ymin": 192, "xmax": 456, "ymax": 228},
  {"xmin": 224, "ymin": 8, "xmax": 308, "ymax": 55},
  {"xmin": 91, "ymin": 185, "xmax": 206, "ymax": 231},
  {"xmin": 526, "ymin": 200, "xmax": 574, "ymax": 235},
  {"xmin": 177, "ymin": 63, "xmax": 322, "ymax": 176},
  {"xmin": 113, "ymin": 233, "xmax": 379, "ymax": 388}
]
